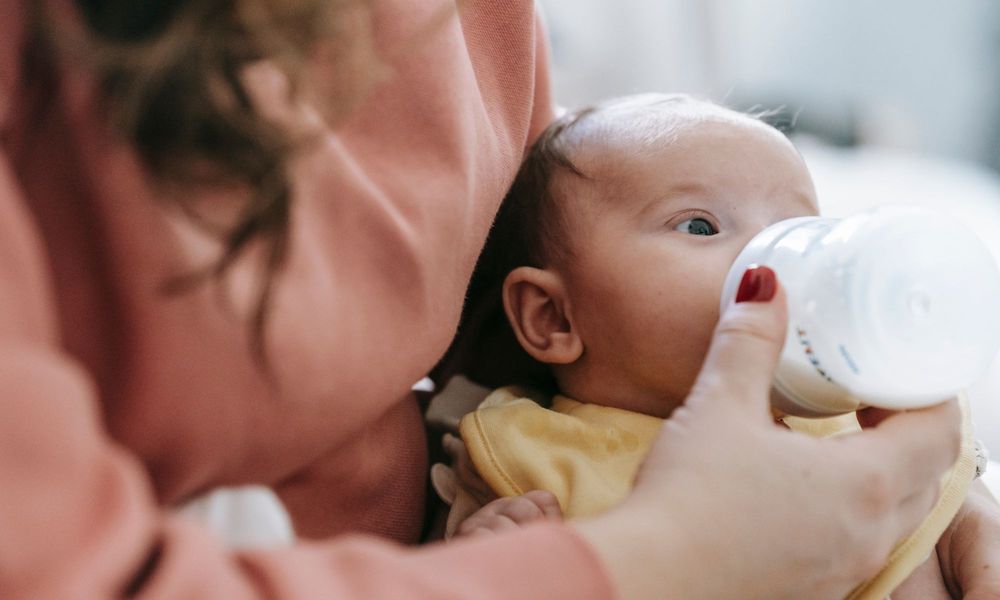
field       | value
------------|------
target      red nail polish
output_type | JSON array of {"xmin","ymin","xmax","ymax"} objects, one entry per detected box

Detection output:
[{"xmin": 735, "ymin": 265, "xmax": 777, "ymax": 303}]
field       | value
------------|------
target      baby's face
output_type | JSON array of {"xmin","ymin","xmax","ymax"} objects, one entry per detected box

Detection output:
[{"xmin": 554, "ymin": 116, "xmax": 818, "ymax": 417}]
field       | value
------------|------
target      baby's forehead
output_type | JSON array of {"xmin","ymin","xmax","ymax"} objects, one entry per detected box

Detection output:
[
  {"xmin": 564, "ymin": 96, "xmax": 767, "ymax": 174},
  {"xmin": 547, "ymin": 96, "xmax": 813, "ymax": 216}
]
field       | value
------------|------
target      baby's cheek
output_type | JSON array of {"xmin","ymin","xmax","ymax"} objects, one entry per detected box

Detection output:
[{"xmin": 671, "ymin": 306, "xmax": 723, "ymax": 384}]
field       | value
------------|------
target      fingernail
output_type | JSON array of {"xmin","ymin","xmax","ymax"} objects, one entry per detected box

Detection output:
[{"xmin": 735, "ymin": 265, "xmax": 777, "ymax": 303}]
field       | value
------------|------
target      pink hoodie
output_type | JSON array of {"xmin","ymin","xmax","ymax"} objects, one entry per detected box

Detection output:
[{"xmin": 0, "ymin": 0, "xmax": 614, "ymax": 596}]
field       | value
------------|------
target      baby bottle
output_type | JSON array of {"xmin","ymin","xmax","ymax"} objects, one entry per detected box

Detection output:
[{"xmin": 720, "ymin": 205, "xmax": 1000, "ymax": 417}]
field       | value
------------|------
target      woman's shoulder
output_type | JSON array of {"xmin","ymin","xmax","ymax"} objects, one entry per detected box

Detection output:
[{"xmin": 0, "ymin": 1, "xmax": 29, "ymax": 131}]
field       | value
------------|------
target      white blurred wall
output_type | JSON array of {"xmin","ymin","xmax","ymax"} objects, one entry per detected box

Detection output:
[
  {"xmin": 711, "ymin": 0, "xmax": 1000, "ymax": 164},
  {"xmin": 539, "ymin": 0, "xmax": 1000, "ymax": 169},
  {"xmin": 540, "ymin": 0, "xmax": 714, "ymax": 103}
]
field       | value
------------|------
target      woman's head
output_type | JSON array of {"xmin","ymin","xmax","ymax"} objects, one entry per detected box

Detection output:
[
  {"xmin": 28, "ymin": 0, "xmax": 380, "ymax": 359},
  {"xmin": 484, "ymin": 94, "xmax": 819, "ymax": 416}
]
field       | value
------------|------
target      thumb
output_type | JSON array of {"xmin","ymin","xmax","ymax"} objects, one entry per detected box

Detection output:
[{"xmin": 687, "ymin": 265, "xmax": 788, "ymax": 416}]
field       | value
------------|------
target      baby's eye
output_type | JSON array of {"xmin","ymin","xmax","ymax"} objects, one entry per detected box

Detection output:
[{"xmin": 674, "ymin": 217, "xmax": 719, "ymax": 236}]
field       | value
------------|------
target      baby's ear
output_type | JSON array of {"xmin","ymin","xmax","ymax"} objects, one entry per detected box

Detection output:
[{"xmin": 502, "ymin": 267, "xmax": 583, "ymax": 365}]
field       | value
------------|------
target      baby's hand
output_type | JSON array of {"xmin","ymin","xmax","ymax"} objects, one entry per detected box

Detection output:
[
  {"xmin": 454, "ymin": 490, "xmax": 563, "ymax": 538},
  {"xmin": 432, "ymin": 434, "xmax": 563, "ymax": 539}
]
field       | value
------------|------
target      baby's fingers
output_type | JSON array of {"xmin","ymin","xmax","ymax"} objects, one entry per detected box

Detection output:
[
  {"xmin": 482, "ymin": 491, "xmax": 562, "ymax": 525},
  {"xmin": 510, "ymin": 490, "xmax": 563, "ymax": 521},
  {"xmin": 455, "ymin": 492, "xmax": 563, "ymax": 538}
]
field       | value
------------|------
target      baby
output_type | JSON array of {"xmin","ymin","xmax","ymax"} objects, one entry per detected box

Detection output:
[{"xmin": 434, "ymin": 94, "xmax": 966, "ymax": 598}]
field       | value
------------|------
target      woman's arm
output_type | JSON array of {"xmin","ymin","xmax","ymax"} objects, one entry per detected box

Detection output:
[
  {"xmin": 937, "ymin": 479, "xmax": 1000, "ymax": 598},
  {"xmin": 0, "ymin": 145, "xmax": 615, "ymax": 599}
]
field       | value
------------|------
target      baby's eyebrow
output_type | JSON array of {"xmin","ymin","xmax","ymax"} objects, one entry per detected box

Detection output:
[
  {"xmin": 633, "ymin": 182, "xmax": 711, "ymax": 218},
  {"xmin": 661, "ymin": 181, "xmax": 709, "ymax": 200},
  {"xmin": 658, "ymin": 182, "xmax": 710, "ymax": 198},
  {"xmin": 776, "ymin": 189, "xmax": 820, "ymax": 216},
  {"xmin": 795, "ymin": 193, "xmax": 820, "ymax": 213}
]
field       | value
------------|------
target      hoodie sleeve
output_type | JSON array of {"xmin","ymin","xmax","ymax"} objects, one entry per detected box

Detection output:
[{"xmin": 0, "ymin": 148, "xmax": 613, "ymax": 599}]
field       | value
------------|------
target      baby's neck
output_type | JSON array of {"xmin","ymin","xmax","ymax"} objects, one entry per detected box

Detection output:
[{"xmin": 553, "ymin": 366, "xmax": 683, "ymax": 419}]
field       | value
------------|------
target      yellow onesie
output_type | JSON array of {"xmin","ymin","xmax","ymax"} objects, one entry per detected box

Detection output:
[{"xmin": 459, "ymin": 386, "xmax": 977, "ymax": 600}]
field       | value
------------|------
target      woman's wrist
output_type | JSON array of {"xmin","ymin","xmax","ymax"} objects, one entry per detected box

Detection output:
[
  {"xmin": 573, "ymin": 508, "xmax": 689, "ymax": 600},
  {"xmin": 935, "ymin": 479, "xmax": 1000, "ymax": 597}
]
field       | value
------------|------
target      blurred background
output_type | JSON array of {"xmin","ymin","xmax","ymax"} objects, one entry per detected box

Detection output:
[
  {"xmin": 539, "ymin": 0, "xmax": 1000, "ymax": 453},
  {"xmin": 540, "ymin": 0, "xmax": 1000, "ymax": 168}
]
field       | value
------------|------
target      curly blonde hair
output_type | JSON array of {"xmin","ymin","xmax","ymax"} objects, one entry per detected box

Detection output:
[{"xmin": 31, "ymin": 0, "xmax": 380, "ymax": 361}]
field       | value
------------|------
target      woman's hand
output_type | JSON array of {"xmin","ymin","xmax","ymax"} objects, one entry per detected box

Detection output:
[
  {"xmin": 574, "ymin": 267, "xmax": 962, "ymax": 600},
  {"xmin": 937, "ymin": 480, "xmax": 1000, "ymax": 598}
]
